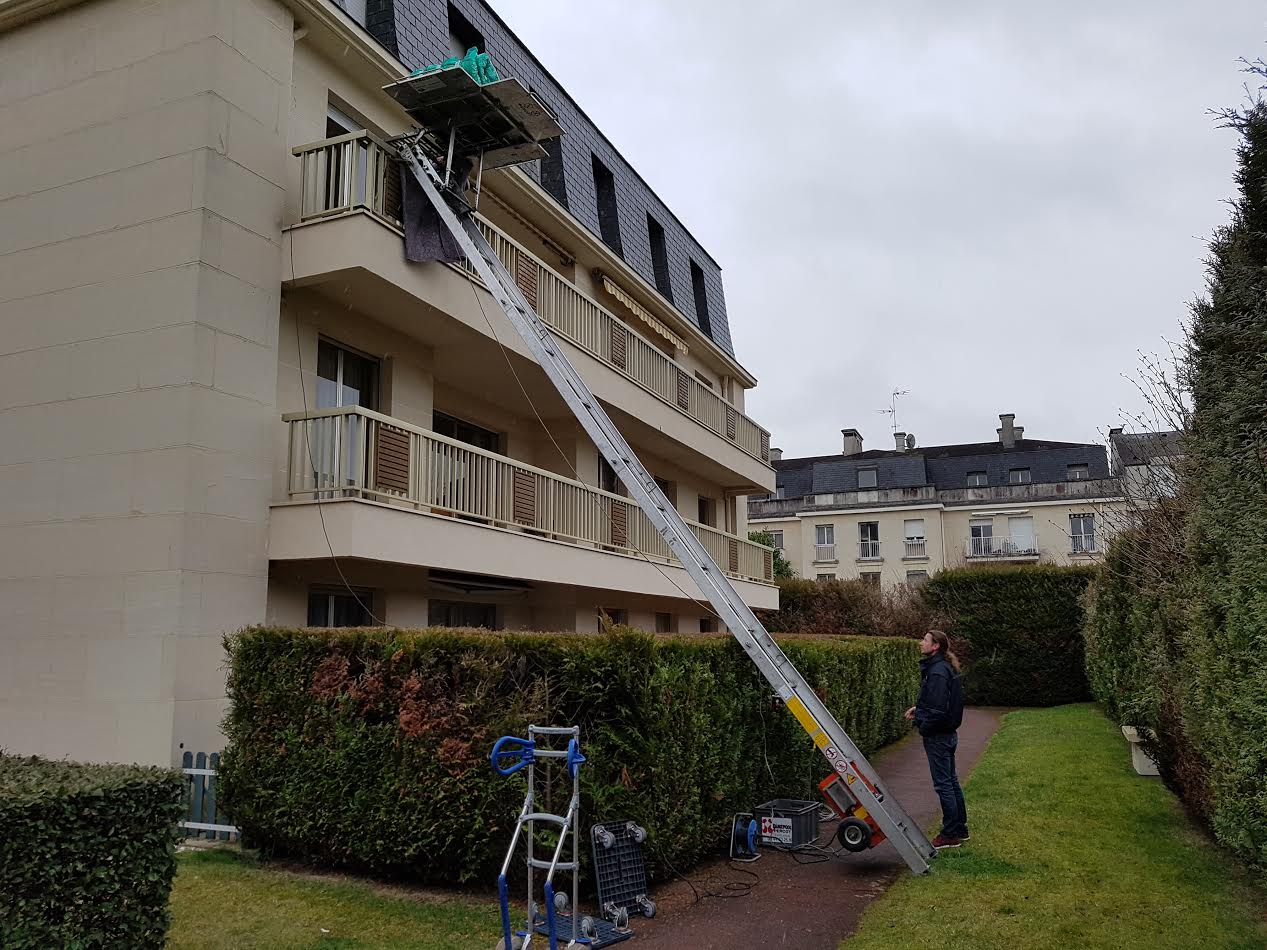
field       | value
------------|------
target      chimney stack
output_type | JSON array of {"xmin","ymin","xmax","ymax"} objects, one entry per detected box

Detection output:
[
  {"xmin": 997, "ymin": 413, "xmax": 1021, "ymax": 449},
  {"xmin": 894, "ymin": 431, "xmax": 907, "ymax": 451},
  {"xmin": 769, "ymin": 447, "xmax": 783, "ymax": 462},
  {"xmin": 842, "ymin": 428, "xmax": 864, "ymax": 456}
]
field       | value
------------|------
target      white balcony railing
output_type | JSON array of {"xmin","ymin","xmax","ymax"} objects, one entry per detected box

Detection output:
[
  {"xmin": 291, "ymin": 133, "xmax": 773, "ymax": 468},
  {"xmin": 814, "ymin": 543, "xmax": 837, "ymax": 562},
  {"xmin": 965, "ymin": 536, "xmax": 1040, "ymax": 559},
  {"xmin": 858, "ymin": 540, "xmax": 882, "ymax": 560},
  {"xmin": 283, "ymin": 406, "xmax": 774, "ymax": 585},
  {"xmin": 903, "ymin": 538, "xmax": 927, "ymax": 558},
  {"xmin": 1070, "ymin": 534, "xmax": 1098, "ymax": 555}
]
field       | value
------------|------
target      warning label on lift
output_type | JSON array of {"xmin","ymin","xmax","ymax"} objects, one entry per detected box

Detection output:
[{"xmin": 759, "ymin": 815, "xmax": 793, "ymax": 846}]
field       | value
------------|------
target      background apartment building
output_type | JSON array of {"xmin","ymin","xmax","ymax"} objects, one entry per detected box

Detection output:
[
  {"xmin": 0, "ymin": 0, "xmax": 776, "ymax": 765},
  {"xmin": 750, "ymin": 415, "xmax": 1123, "ymax": 587}
]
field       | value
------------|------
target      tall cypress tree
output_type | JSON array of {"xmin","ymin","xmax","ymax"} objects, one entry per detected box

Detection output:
[{"xmin": 1185, "ymin": 62, "xmax": 1267, "ymax": 868}]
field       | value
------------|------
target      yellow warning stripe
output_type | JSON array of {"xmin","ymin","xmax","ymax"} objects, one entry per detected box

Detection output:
[{"xmin": 785, "ymin": 696, "xmax": 830, "ymax": 749}]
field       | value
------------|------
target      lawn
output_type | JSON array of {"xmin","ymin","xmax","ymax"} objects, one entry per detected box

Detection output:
[
  {"xmin": 847, "ymin": 704, "xmax": 1267, "ymax": 950},
  {"xmin": 168, "ymin": 849, "xmax": 501, "ymax": 949}
]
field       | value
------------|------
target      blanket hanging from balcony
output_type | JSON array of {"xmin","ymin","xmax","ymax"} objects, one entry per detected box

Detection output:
[
  {"xmin": 399, "ymin": 164, "xmax": 465, "ymax": 264},
  {"xmin": 410, "ymin": 47, "xmax": 501, "ymax": 85}
]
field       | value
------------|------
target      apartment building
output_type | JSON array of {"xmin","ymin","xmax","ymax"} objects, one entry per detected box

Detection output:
[
  {"xmin": 750, "ymin": 415, "xmax": 1123, "ymax": 587},
  {"xmin": 0, "ymin": 0, "xmax": 776, "ymax": 766}
]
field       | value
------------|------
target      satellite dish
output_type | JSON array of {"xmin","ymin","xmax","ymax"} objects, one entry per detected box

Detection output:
[{"xmin": 905, "ymin": 433, "xmax": 916, "ymax": 449}]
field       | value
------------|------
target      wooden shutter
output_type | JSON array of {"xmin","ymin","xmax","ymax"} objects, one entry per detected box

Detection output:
[
  {"xmin": 676, "ymin": 368, "xmax": 690, "ymax": 410},
  {"xmin": 728, "ymin": 539, "xmax": 740, "ymax": 574},
  {"xmin": 610, "ymin": 500, "xmax": 628, "ymax": 548},
  {"xmin": 515, "ymin": 255, "xmax": 539, "ymax": 312},
  {"xmin": 726, "ymin": 405, "xmax": 737, "ymax": 441},
  {"xmin": 373, "ymin": 424, "xmax": 410, "ymax": 494},
  {"xmin": 763, "ymin": 551, "xmax": 774, "ymax": 581},
  {"xmin": 383, "ymin": 159, "xmax": 403, "ymax": 223},
  {"xmin": 610, "ymin": 324, "xmax": 627, "ymax": 371},
  {"xmin": 760, "ymin": 431, "xmax": 771, "ymax": 462},
  {"xmin": 512, "ymin": 470, "xmax": 537, "ymax": 526}
]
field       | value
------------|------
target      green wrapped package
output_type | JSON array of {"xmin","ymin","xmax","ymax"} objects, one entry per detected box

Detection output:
[{"xmin": 410, "ymin": 47, "xmax": 500, "ymax": 85}]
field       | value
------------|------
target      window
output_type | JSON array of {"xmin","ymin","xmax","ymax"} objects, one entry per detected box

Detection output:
[
  {"xmin": 1067, "ymin": 464, "xmax": 1089, "ymax": 481},
  {"xmin": 700, "ymin": 617, "xmax": 717, "ymax": 633},
  {"xmin": 597, "ymin": 607, "xmax": 628, "ymax": 628},
  {"xmin": 860, "ymin": 572, "xmax": 881, "ymax": 586},
  {"xmin": 906, "ymin": 570, "xmax": 930, "ymax": 585},
  {"xmin": 1070, "ymin": 513, "xmax": 1096, "ymax": 553},
  {"xmin": 814, "ymin": 523, "xmax": 835, "ymax": 561},
  {"xmin": 653, "ymin": 476, "xmax": 676, "ymax": 506},
  {"xmin": 697, "ymin": 496, "xmax": 716, "ymax": 527},
  {"xmin": 591, "ymin": 155, "xmax": 622, "ymax": 254},
  {"xmin": 858, "ymin": 522, "xmax": 880, "ymax": 559},
  {"xmin": 647, "ymin": 214, "xmax": 673, "ymax": 301},
  {"xmin": 655, "ymin": 612, "xmax": 674, "ymax": 633},
  {"xmin": 858, "ymin": 468, "xmax": 878, "ymax": 489},
  {"xmin": 693, "ymin": 371, "xmax": 714, "ymax": 389},
  {"xmin": 1009, "ymin": 468, "xmax": 1032, "ymax": 485},
  {"xmin": 689, "ymin": 259, "xmax": 713, "ymax": 338},
  {"xmin": 903, "ymin": 519, "xmax": 926, "ymax": 557},
  {"xmin": 539, "ymin": 137, "xmax": 568, "ymax": 207},
  {"xmin": 307, "ymin": 588, "xmax": 374, "ymax": 627},
  {"xmin": 967, "ymin": 471, "xmax": 988, "ymax": 487},
  {"xmin": 775, "ymin": 486, "xmax": 785, "ymax": 500},
  {"xmin": 446, "ymin": 3, "xmax": 484, "ymax": 57},
  {"xmin": 969, "ymin": 519, "xmax": 993, "ymax": 557},
  {"xmin": 768, "ymin": 530, "xmax": 784, "ymax": 552},
  {"xmin": 599, "ymin": 456, "xmax": 622, "ymax": 495},
  {"xmin": 1008, "ymin": 516, "xmax": 1036, "ymax": 554},
  {"xmin": 317, "ymin": 339, "xmax": 378, "ymax": 410},
  {"xmin": 429, "ymin": 601, "xmax": 497, "ymax": 629},
  {"xmin": 817, "ymin": 573, "xmax": 837, "ymax": 581},
  {"xmin": 433, "ymin": 410, "xmax": 499, "ymax": 452}
]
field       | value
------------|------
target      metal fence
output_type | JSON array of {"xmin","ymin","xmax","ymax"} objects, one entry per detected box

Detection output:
[{"xmin": 180, "ymin": 751, "xmax": 239, "ymax": 841}]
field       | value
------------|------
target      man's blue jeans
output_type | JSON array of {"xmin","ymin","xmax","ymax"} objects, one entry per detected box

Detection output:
[{"xmin": 923, "ymin": 732, "xmax": 968, "ymax": 839}]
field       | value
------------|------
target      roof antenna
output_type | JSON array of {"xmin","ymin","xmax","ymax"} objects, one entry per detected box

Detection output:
[{"xmin": 875, "ymin": 389, "xmax": 910, "ymax": 434}]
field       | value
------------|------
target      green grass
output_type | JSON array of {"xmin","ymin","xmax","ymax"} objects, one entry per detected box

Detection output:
[
  {"xmin": 168, "ymin": 849, "xmax": 501, "ymax": 949},
  {"xmin": 847, "ymin": 704, "xmax": 1267, "ymax": 950}
]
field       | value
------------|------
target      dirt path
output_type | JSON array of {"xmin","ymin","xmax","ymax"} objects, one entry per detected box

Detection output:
[{"xmin": 627, "ymin": 708, "xmax": 1004, "ymax": 949}]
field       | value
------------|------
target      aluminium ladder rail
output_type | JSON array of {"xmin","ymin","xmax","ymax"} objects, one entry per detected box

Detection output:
[{"xmin": 394, "ymin": 137, "xmax": 936, "ymax": 875}]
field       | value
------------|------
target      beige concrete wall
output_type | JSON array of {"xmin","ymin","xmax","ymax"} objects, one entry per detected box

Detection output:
[
  {"xmin": 941, "ymin": 498, "xmax": 1116, "ymax": 569},
  {"xmin": 794, "ymin": 505, "xmax": 943, "ymax": 586},
  {"xmin": 0, "ymin": 0, "xmax": 292, "ymax": 765}
]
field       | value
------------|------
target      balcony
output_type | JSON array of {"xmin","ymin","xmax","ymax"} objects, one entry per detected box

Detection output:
[
  {"xmin": 279, "ymin": 406, "xmax": 774, "ymax": 587},
  {"xmin": 291, "ymin": 133, "xmax": 773, "ymax": 471},
  {"xmin": 857, "ymin": 540, "xmax": 882, "ymax": 561},
  {"xmin": 813, "ymin": 543, "xmax": 837, "ymax": 563},
  {"xmin": 964, "ymin": 537, "xmax": 1040, "ymax": 560},
  {"xmin": 903, "ymin": 539, "xmax": 927, "ymax": 559},
  {"xmin": 749, "ymin": 486, "xmax": 938, "ymax": 520},
  {"xmin": 1070, "ymin": 534, "xmax": 1099, "ymax": 556}
]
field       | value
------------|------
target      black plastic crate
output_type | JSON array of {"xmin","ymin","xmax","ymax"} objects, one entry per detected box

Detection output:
[{"xmin": 754, "ymin": 799, "xmax": 820, "ymax": 847}]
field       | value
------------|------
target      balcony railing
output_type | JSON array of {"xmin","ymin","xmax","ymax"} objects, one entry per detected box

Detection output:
[
  {"xmin": 965, "ymin": 536, "xmax": 1040, "ymax": 559},
  {"xmin": 903, "ymin": 538, "xmax": 927, "ymax": 558},
  {"xmin": 291, "ymin": 133, "xmax": 772, "ymax": 468},
  {"xmin": 282, "ymin": 406, "xmax": 774, "ymax": 585},
  {"xmin": 858, "ymin": 540, "xmax": 882, "ymax": 560},
  {"xmin": 813, "ymin": 543, "xmax": 837, "ymax": 562},
  {"xmin": 1070, "ymin": 534, "xmax": 1098, "ymax": 555}
]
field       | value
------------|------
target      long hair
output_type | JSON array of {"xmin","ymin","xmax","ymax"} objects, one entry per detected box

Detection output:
[{"xmin": 927, "ymin": 629, "xmax": 961, "ymax": 672}]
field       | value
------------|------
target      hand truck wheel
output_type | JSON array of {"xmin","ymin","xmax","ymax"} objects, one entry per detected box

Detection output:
[{"xmin": 836, "ymin": 817, "xmax": 872, "ymax": 853}]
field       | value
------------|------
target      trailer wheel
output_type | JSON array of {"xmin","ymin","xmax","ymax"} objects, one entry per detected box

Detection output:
[{"xmin": 836, "ymin": 817, "xmax": 872, "ymax": 853}]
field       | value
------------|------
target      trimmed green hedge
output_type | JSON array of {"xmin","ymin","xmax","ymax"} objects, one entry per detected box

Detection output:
[
  {"xmin": 922, "ymin": 566, "xmax": 1096, "ymax": 706},
  {"xmin": 218, "ymin": 626, "xmax": 919, "ymax": 884},
  {"xmin": 0, "ymin": 755, "xmax": 185, "ymax": 949}
]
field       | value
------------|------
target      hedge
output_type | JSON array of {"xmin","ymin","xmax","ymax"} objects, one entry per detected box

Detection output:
[
  {"xmin": 0, "ymin": 755, "xmax": 186, "ymax": 949},
  {"xmin": 759, "ymin": 577, "xmax": 941, "ymax": 637},
  {"xmin": 218, "ymin": 626, "xmax": 919, "ymax": 884},
  {"xmin": 921, "ymin": 566, "xmax": 1096, "ymax": 706}
]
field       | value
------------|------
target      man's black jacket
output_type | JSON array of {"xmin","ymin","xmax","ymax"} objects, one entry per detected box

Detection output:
[{"xmin": 914, "ymin": 653, "xmax": 964, "ymax": 737}]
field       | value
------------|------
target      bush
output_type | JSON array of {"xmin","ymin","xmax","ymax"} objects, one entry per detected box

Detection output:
[
  {"xmin": 218, "ymin": 626, "xmax": 919, "ymax": 885},
  {"xmin": 921, "ymin": 566, "xmax": 1096, "ymax": 706},
  {"xmin": 0, "ymin": 755, "xmax": 185, "ymax": 949},
  {"xmin": 760, "ymin": 578, "xmax": 943, "ymax": 637}
]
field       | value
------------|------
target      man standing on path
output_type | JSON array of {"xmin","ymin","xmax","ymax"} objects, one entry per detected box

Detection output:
[{"xmin": 905, "ymin": 629, "xmax": 968, "ymax": 849}]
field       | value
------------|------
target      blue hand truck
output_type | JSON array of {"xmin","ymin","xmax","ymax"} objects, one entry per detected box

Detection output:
[{"xmin": 491, "ymin": 724, "xmax": 593, "ymax": 950}]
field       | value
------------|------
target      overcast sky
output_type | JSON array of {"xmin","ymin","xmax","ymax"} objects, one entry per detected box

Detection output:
[{"xmin": 492, "ymin": 1, "xmax": 1265, "ymax": 457}]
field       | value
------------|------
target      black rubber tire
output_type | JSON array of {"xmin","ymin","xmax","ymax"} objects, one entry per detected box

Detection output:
[{"xmin": 836, "ymin": 817, "xmax": 872, "ymax": 853}]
